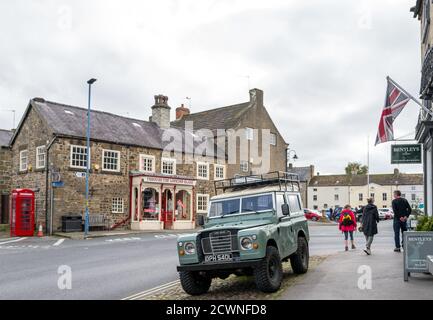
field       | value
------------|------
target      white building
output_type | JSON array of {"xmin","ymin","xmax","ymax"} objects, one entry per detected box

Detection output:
[{"xmin": 307, "ymin": 170, "xmax": 424, "ymax": 211}]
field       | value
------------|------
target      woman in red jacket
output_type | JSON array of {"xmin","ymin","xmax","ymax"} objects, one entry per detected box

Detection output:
[{"xmin": 339, "ymin": 205, "xmax": 357, "ymax": 251}]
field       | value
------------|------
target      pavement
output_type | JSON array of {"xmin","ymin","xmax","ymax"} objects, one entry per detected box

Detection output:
[{"xmin": 282, "ymin": 223, "xmax": 433, "ymax": 300}]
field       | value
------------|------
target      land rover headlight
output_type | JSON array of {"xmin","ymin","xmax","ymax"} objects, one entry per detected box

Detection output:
[
  {"xmin": 240, "ymin": 237, "xmax": 253, "ymax": 250},
  {"xmin": 184, "ymin": 242, "xmax": 196, "ymax": 255}
]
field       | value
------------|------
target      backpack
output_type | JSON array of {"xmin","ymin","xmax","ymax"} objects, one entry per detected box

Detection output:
[{"xmin": 341, "ymin": 211, "xmax": 354, "ymax": 226}]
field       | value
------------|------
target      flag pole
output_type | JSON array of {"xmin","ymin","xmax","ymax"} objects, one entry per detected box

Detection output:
[
  {"xmin": 367, "ymin": 134, "xmax": 370, "ymax": 199},
  {"xmin": 387, "ymin": 76, "xmax": 433, "ymax": 118}
]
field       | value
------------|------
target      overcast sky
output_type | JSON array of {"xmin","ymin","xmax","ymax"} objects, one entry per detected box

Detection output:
[{"xmin": 0, "ymin": 0, "xmax": 424, "ymax": 174}]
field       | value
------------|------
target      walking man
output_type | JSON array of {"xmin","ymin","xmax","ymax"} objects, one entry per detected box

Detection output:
[
  {"xmin": 391, "ymin": 190, "xmax": 412, "ymax": 252},
  {"xmin": 362, "ymin": 198, "xmax": 379, "ymax": 255}
]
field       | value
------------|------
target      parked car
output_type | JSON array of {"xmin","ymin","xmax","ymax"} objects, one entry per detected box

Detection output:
[
  {"xmin": 176, "ymin": 172, "xmax": 309, "ymax": 294},
  {"xmin": 378, "ymin": 208, "xmax": 393, "ymax": 220},
  {"xmin": 304, "ymin": 209, "xmax": 322, "ymax": 221}
]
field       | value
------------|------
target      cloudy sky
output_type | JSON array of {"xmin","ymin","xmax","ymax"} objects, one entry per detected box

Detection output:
[{"xmin": 0, "ymin": 0, "xmax": 424, "ymax": 174}]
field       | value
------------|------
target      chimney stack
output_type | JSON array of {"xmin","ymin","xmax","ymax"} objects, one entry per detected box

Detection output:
[
  {"xmin": 175, "ymin": 104, "xmax": 190, "ymax": 120},
  {"xmin": 151, "ymin": 94, "xmax": 171, "ymax": 129},
  {"xmin": 249, "ymin": 88, "xmax": 264, "ymax": 106}
]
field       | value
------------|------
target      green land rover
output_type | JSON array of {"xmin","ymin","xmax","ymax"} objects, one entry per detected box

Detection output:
[{"xmin": 176, "ymin": 172, "xmax": 310, "ymax": 295}]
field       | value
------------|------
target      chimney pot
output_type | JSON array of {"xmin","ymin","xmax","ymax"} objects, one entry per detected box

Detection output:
[
  {"xmin": 176, "ymin": 104, "xmax": 190, "ymax": 120},
  {"xmin": 151, "ymin": 94, "xmax": 171, "ymax": 128}
]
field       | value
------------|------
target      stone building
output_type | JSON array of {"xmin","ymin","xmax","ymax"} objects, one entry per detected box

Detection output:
[
  {"xmin": 287, "ymin": 163, "xmax": 315, "ymax": 208},
  {"xmin": 411, "ymin": 1, "xmax": 433, "ymax": 216},
  {"xmin": 9, "ymin": 88, "xmax": 288, "ymax": 232},
  {"xmin": 308, "ymin": 169, "xmax": 423, "ymax": 211},
  {"xmin": 0, "ymin": 129, "xmax": 12, "ymax": 224},
  {"xmin": 171, "ymin": 89, "xmax": 288, "ymax": 177}
]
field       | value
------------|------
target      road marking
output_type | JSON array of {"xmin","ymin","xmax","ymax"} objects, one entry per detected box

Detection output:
[
  {"xmin": 122, "ymin": 280, "xmax": 181, "ymax": 300},
  {"xmin": 0, "ymin": 237, "xmax": 24, "ymax": 245},
  {"xmin": 53, "ymin": 239, "xmax": 65, "ymax": 246},
  {"xmin": 105, "ymin": 237, "xmax": 141, "ymax": 242}
]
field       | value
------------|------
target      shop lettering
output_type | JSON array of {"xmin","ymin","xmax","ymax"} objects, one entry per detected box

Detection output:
[{"xmin": 166, "ymin": 304, "xmax": 200, "ymax": 318}]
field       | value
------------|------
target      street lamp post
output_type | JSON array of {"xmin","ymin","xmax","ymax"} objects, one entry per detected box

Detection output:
[{"xmin": 84, "ymin": 78, "xmax": 97, "ymax": 237}]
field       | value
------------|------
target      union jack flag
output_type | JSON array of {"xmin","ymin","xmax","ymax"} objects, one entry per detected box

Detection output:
[{"xmin": 375, "ymin": 78, "xmax": 411, "ymax": 146}]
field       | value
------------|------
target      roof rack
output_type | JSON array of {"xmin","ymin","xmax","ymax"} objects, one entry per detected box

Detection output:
[{"xmin": 214, "ymin": 171, "xmax": 300, "ymax": 194}]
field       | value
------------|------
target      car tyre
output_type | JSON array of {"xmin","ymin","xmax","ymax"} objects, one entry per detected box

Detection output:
[
  {"xmin": 290, "ymin": 237, "xmax": 309, "ymax": 274},
  {"xmin": 254, "ymin": 246, "xmax": 283, "ymax": 293},
  {"xmin": 179, "ymin": 271, "xmax": 212, "ymax": 295}
]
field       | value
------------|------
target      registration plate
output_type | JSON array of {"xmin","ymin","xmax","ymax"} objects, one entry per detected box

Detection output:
[{"xmin": 205, "ymin": 253, "xmax": 232, "ymax": 263}]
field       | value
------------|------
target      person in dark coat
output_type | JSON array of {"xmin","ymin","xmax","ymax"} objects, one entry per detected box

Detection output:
[
  {"xmin": 362, "ymin": 198, "xmax": 379, "ymax": 255},
  {"xmin": 391, "ymin": 190, "xmax": 411, "ymax": 252}
]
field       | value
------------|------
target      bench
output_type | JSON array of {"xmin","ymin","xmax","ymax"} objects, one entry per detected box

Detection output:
[{"xmin": 82, "ymin": 214, "xmax": 109, "ymax": 231}]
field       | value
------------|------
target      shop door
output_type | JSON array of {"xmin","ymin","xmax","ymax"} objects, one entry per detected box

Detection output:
[{"xmin": 162, "ymin": 189, "xmax": 174, "ymax": 229}]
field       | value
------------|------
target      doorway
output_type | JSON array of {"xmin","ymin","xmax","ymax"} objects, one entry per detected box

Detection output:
[{"xmin": 162, "ymin": 189, "xmax": 174, "ymax": 229}]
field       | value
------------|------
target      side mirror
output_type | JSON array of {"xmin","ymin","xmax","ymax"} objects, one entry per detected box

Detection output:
[
  {"xmin": 282, "ymin": 204, "xmax": 290, "ymax": 216},
  {"xmin": 197, "ymin": 215, "xmax": 205, "ymax": 226}
]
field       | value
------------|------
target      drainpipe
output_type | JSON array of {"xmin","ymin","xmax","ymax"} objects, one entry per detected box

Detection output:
[{"xmin": 45, "ymin": 135, "xmax": 57, "ymax": 235}]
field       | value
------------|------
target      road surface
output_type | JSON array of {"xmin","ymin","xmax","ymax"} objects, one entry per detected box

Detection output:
[{"xmin": 0, "ymin": 220, "xmax": 396, "ymax": 299}]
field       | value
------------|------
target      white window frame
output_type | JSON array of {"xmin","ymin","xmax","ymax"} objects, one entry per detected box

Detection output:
[
  {"xmin": 112, "ymin": 198, "xmax": 124, "ymax": 213},
  {"xmin": 36, "ymin": 145, "xmax": 46, "ymax": 169},
  {"xmin": 270, "ymin": 133, "xmax": 277, "ymax": 146},
  {"xmin": 382, "ymin": 193, "xmax": 387, "ymax": 201},
  {"xmin": 139, "ymin": 154, "xmax": 155, "ymax": 173},
  {"xmin": 240, "ymin": 160, "xmax": 249, "ymax": 173},
  {"xmin": 70, "ymin": 145, "xmax": 90, "ymax": 169},
  {"xmin": 19, "ymin": 149, "xmax": 28, "ymax": 171},
  {"xmin": 197, "ymin": 194, "xmax": 209, "ymax": 214},
  {"xmin": 196, "ymin": 162, "xmax": 209, "ymax": 180},
  {"xmin": 102, "ymin": 149, "xmax": 120, "ymax": 172},
  {"xmin": 161, "ymin": 157, "xmax": 176, "ymax": 175},
  {"xmin": 214, "ymin": 164, "xmax": 226, "ymax": 180},
  {"xmin": 245, "ymin": 127, "xmax": 254, "ymax": 141}
]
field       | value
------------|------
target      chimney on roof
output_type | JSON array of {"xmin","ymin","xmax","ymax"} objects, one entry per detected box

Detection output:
[
  {"xmin": 175, "ymin": 104, "xmax": 190, "ymax": 120},
  {"xmin": 288, "ymin": 163, "xmax": 293, "ymax": 169},
  {"xmin": 151, "ymin": 94, "xmax": 171, "ymax": 129},
  {"xmin": 249, "ymin": 88, "xmax": 263, "ymax": 106},
  {"xmin": 310, "ymin": 165, "xmax": 315, "ymax": 179}
]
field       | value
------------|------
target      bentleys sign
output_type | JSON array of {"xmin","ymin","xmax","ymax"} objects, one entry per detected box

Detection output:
[{"xmin": 391, "ymin": 144, "xmax": 422, "ymax": 164}]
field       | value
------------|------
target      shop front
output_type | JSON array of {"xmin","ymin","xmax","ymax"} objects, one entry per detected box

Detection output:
[{"xmin": 130, "ymin": 173, "xmax": 196, "ymax": 230}]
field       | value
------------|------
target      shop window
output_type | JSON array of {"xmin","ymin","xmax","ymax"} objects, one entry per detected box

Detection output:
[
  {"xmin": 175, "ymin": 190, "xmax": 191, "ymax": 220},
  {"xmin": 142, "ymin": 188, "xmax": 159, "ymax": 220}
]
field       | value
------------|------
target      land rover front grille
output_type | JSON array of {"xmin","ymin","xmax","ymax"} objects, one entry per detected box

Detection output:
[{"xmin": 201, "ymin": 230, "xmax": 239, "ymax": 254}]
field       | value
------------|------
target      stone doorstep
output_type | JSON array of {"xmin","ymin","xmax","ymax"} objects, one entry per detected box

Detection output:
[{"xmin": 53, "ymin": 228, "xmax": 200, "ymax": 240}]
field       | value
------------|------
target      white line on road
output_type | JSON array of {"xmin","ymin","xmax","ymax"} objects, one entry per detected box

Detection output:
[
  {"xmin": 122, "ymin": 280, "xmax": 181, "ymax": 300},
  {"xmin": 53, "ymin": 239, "xmax": 65, "ymax": 246},
  {"xmin": 0, "ymin": 237, "xmax": 24, "ymax": 245}
]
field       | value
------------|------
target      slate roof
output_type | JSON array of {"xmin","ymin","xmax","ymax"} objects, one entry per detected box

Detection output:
[
  {"xmin": 11, "ymin": 98, "xmax": 222, "ymax": 155},
  {"xmin": 32, "ymin": 99, "xmax": 162, "ymax": 149},
  {"xmin": 171, "ymin": 102, "xmax": 252, "ymax": 132},
  {"xmin": 309, "ymin": 173, "xmax": 423, "ymax": 187},
  {"xmin": 0, "ymin": 129, "xmax": 12, "ymax": 147},
  {"xmin": 287, "ymin": 166, "xmax": 314, "ymax": 182}
]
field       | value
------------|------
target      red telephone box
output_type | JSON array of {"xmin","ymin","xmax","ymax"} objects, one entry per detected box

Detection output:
[{"xmin": 10, "ymin": 189, "xmax": 35, "ymax": 237}]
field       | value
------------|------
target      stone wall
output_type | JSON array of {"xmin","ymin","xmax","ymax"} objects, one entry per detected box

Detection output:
[
  {"xmin": 11, "ymin": 107, "xmax": 52, "ymax": 229},
  {"xmin": 0, "ymin": 147, "xmax": 12, "ymax": 223},
  {"xmin": 226, "ymin": 89, "xmax": 288, "ymax": 178}
]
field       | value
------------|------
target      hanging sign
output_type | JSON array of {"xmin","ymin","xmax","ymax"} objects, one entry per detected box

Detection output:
[{"xmin": 391, "ymin": 144, "xmax": 422, "ymax": 164}]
